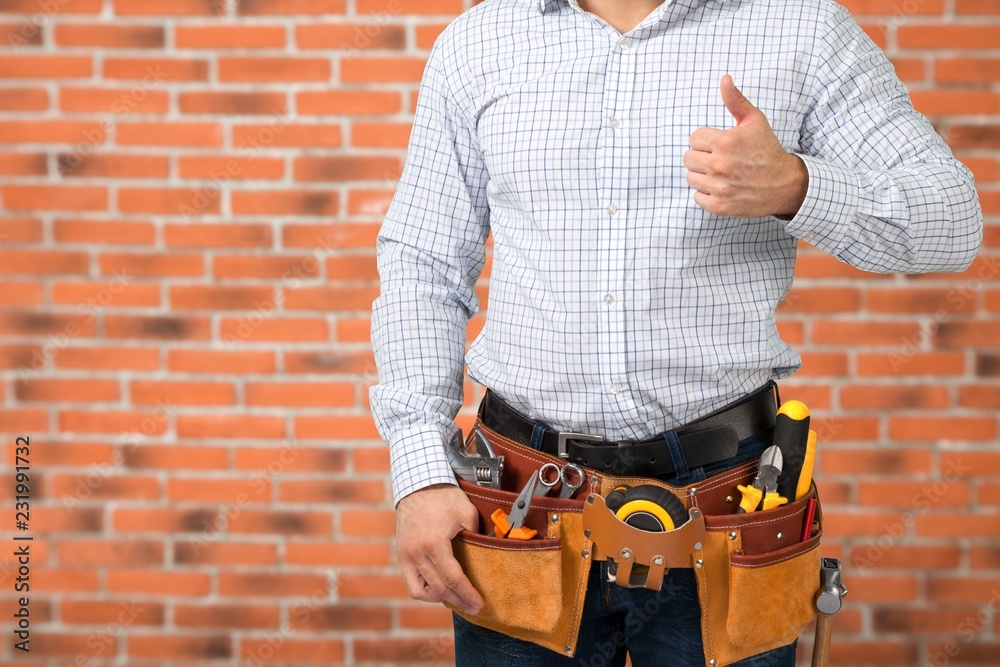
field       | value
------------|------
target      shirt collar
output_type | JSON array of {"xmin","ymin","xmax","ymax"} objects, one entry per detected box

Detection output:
[{"xmin": 537, "ymin": 0, "xmax": 560, "ymax": 13}]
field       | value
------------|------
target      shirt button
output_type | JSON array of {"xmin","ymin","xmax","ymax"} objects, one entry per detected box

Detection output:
[
  {"xmin": 609, "ymin": 381, "xmax": 622, "ymax": 394},
  {"xmin": 618, "ymin": 38, "xmax": 630, "ymax": 50},
  {"xmin": 603, "ymin": 293, "xmax": 614, "ymax": 305},
  {"xmin": 606, "ymin": 203, "xmax": 618, "ymax": 215},
  {"xmin": 608, "ymin": 117, "xmax": 621, "ymax": 129}
]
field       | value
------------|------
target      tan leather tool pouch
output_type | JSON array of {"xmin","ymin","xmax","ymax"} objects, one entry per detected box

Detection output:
[
  {"xmin": 447, "ymin": 419, "xmax": 823, "ymax": 666},
  {"xmin": 443, "ymin": 421, "xmax": 594, "ymax": 658}
]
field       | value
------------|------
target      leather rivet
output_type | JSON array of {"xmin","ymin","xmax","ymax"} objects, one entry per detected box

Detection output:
[
  {"xmin": 728, "ymin": 532, "xmax": 737, "ymax": 540},
  {"xmin": 653, "ymin": 556, "xmax": 664, "ymax": 566},
  {"xmin": 587, "ymin": 496, "xmax": 595, "ymax": 504},
  {"xmin": 621, "ymin": 549, "xmax": 632, "ymax": 560},
  {"xmin": 582, "ymin": 550, "xmax": 589, "ymax": 559},
  {"xmin": 551, "ymin": 515, "xmax": 560, "ymax": 524},
  {"xmin": 695, "ymin": 559, "xmax": 703, "ymax": 568},
  {"xmin": 777, "ymin": 532, "xmax": 784, "ymax": 541},
  {"xmin": 709, "ymin": 660, "xmax": 717, "ymax": 666},
  {"xmin": 693, "ymin": 542, "xmax": 703, "ymax": 551},
  {"xmin": 584, "ymin": 528, "xmax": 591, "ymax": 538},
  {"xmin": 566, "ymin": 646, "xmax": 573, "ymax": 655},
  {"xmin": 725, "ymin": 495, "xmax": 733, "ymax": 504},
  {"xmin": 689, "ymin": 487, "xmax": 697, "ymax": 496}
]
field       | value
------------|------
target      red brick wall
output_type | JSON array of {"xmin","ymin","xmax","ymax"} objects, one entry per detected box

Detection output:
[{"xmin": 0, "ymin": 0, "xmax": 996, "ymax": 664}]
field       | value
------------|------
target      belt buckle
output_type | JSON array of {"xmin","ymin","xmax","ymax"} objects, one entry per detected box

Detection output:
[{"xmin": 557, "ymin": 431, "xmax": 604, "ymax": 459}]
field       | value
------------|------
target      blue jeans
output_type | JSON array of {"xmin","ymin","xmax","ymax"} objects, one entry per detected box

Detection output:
[{"xmin": 453, "ymin": 427, "xmax": 798, "ymax": 667}]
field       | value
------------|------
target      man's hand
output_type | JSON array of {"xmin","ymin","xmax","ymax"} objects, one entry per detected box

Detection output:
[
  {"xmin": 395, "ymin": 483, "xmax": 484, "ymax": 614},
  {"xmin": 684, "ymin": 74, "xmax": 808, "ymax": 219}
]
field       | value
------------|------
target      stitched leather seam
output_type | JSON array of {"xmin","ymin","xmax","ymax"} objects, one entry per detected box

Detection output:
[{"xmin": 730, "ymin": 541, "xmax": 820, "ymax": 568}]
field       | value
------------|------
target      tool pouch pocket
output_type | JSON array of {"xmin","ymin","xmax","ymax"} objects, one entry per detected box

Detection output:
[
  {"xmin": 695, "ymin": 480, "xmax": 823, "ymax": 667},
  {"xmin": 443, "ymin": 423, "xmax": 594, "ymax": 657}
]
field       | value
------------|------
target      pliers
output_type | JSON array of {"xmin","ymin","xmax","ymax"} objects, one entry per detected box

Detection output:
[
  {"xmin": 490, "ymin": 470, "xmax": 540, "ymax": 540},
  {"xmin": 737, "ymin": 445, "xmax": 789, "ymax": 513}
]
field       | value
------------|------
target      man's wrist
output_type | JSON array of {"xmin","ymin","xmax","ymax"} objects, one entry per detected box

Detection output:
[{"xmin": 773, "ymin": 153, "xmax": 809, "ymax": 220}]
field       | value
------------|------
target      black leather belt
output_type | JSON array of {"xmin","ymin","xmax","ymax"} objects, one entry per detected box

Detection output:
[{"xmin": 478, "ymin": 381, "xmax": 778, "ymax": 478}]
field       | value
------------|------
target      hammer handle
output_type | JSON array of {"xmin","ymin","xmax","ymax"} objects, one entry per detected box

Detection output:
[{"xmin": 811, "ymin": 613, "xmax": 834, "ymax": 667}]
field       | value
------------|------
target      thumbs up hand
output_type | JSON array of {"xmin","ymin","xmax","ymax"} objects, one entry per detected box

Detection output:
[{"xmin": 684, "ymin": 75, "xmax": 808, "ymax": 219}]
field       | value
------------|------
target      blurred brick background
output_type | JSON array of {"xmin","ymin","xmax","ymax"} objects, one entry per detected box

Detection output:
[{"xmin": 0, "ymin": 0, "xmax": 997, "ymax": 665}]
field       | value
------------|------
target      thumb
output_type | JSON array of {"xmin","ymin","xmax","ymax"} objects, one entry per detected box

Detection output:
[{"xmin": 721, "ymin": 74, "xmax": 759, "ymax": 126}]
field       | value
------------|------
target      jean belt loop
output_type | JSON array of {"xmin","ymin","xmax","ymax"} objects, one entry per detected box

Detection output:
[
  {"xmin": 528, "ymin": 421, "xmax": 550, "ymax": 451},
  {"xmin": 663, "ymin": 428, "xmax": 691, "ymax": 481}
]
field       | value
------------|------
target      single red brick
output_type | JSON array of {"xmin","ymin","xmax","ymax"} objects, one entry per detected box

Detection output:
[
  {"xmin": 113, "ymin": 0, "xmax": 219, "ymax": 14},
  {"xmin": 858, "ymin": 351, "xmax": 965, "ymax": 377},
  {"xmin": 283, "ymin": 349, "xmax": 377, "ymax": 375},
  {"xmin": 238, "ymin": 0, "xmax": 346, "ymax": 14},
  {"xmin": 337, "ymin": 574, "xmax": 409, "ymax": 600},
  {"xmin": 123, "ymin": 444, "xmax": 229, "ymax": 470},
  {"xmin": 239, "ymin": 638, "xmax": 345, "ymax": 663},
  {"xmin": 175, "ymin": 603, "xmax": 279, "ymax": 629},
  {"xmin": 298, "ymin": 23, "xmax": 406, "ymax": 49},
  {"xmin": 0, "ymin": 151, "xmax": 46, "ymax": 175},
  {"xmin": 117, "ymin": 122, "xmax": 223, "ymax": 147},
  {"xmin": 53, "ymin": 219, "xmax": 155, "ymax": 245},
  {"xmin": 130, "ymin": 379, "xmax": 236, "ymax": 406},
  {"xmin": 0, "ymin": 88, "xmax": 48, "ymax": 111},
  {"xmin": 283, "ymin": 285, "xmax": 379, "ymax": 310},
  {"xmin": 128, "ymin": 634, "xmax": 232, "ymax": 660},
  {"xmin": 178, "ymin": 91, "xmax": 287, "ymax": 115},
  {"xmin": 164, "ymin": 222, "xmax": 272, "ymax": 248},
  {"xmin": 55, "ymin": 24, "xmax": 164, "ymax": 48},
  {"xmin": 167, "ymin": 349, "xmax": 276, "ymax": 374},
  {"xmin": 286, "ymin": 603, "xmax": 391, "ymax": 631},
  {"xmin": 3, "ymin": 184, "xmax": 107, "ymax": 211},
  {"xmin": 233, "ymin": 446, "xmax": 346, "ymax": 473},
  {"xmin": 297, "ymin": 90, "xmax": 401, "ymax": 115},
  {"xmin": 176, "ymin": 154, "xmax": 284, "ymax": 179},
  {"xmin": 15, "ymin": 378, "xmax": 120, "ymax": 402},
  {"xmin": 232, "ymin": 122, "xmax": 342, "ymax": 148},
  {"xmin": 59, "ymin": 153, "xmax": 169, "ymax": 179},
  {"xmin": 285, "ymin": 541, "xmax": 391, "ymax": 567},
  {"xmin": 175, "ymin": 25, "xmax": 286, "ymax": 48},
  {"xmin": 218, "ymin": 572, "xmax": 329, "ymax": 597},
  {"xmin": 118, "ymin": 187, "xmax": 221, "ymax": 215},
  {"xmin": 177, "ymin": 414, "xmax": 286, "ymax": 439},
  {"xmin": 0, "ymin": 249, "xmax": 89, "ymax": 275},
  {"xmin": 936, "ymin": 58, "xmax": 1000, "ymax": 85},
  {"xmin": 170, "ymin": 285, "xmax": 277, "ymax": 310},
  {"xmin": 294, "ymin": 155, "xmax": 403, "ymax": 182},
  {"xmin": 52, "ymin": 281, "xmax": 160, "ymax": 306},
  {"xmin": 231, "ymin": 189, "xmax": 339, "ymax": 216},
  {"xmin": 245, "ymin": 381, "xmax": 354, "ymax": 407},
  {"xmin": 0, "ymin": 55, "xmax": 92, "ymax": 78},
  {"xmin": 219, "ymin": 57, "xmax": 330, "ymax": 82},
  {"xmin": 174, "ymin": 541, "xmax": 278, "ymax": 566},
  {"xmin": 840, "ymin": 385, "xmax": 951, "ymax": 410}
]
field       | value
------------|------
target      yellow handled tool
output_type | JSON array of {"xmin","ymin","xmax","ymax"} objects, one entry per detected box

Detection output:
[{"xmin": 736, "ymin": 445, "xmax": 788, "ymax": 513}]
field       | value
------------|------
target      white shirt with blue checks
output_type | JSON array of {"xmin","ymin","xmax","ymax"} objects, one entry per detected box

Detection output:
[{"xmin": 370, "ymin": 0, "xmax": 983, "ymax": 506}]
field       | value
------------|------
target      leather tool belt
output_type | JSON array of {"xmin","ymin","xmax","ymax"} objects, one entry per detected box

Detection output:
[{"xmin": 445, "ymin": 384, "xmax": 824, "ymax": 667}]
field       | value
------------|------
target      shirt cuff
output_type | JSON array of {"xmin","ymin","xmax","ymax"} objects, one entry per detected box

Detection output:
[
  {"xmin": 776, "ymin": 153, "xmax": 860, "ymax": 256},
  {"xmin": 388, "ymin": 428, "xmax": 459, "ymax": 508}
]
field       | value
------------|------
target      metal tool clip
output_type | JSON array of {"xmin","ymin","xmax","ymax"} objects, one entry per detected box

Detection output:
[{"xmin": 446, "ymin": 425, "xmax": 504, "ymax": 488}]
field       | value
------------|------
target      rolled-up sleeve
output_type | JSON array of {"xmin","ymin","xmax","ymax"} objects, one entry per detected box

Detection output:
[
  {"xmin": 369, "ymin": 33, "xmax": 490, "ymax": 508},
  {"xmin": 779, "ymin": 2, "xmax": 983, "ymax": 274}
]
